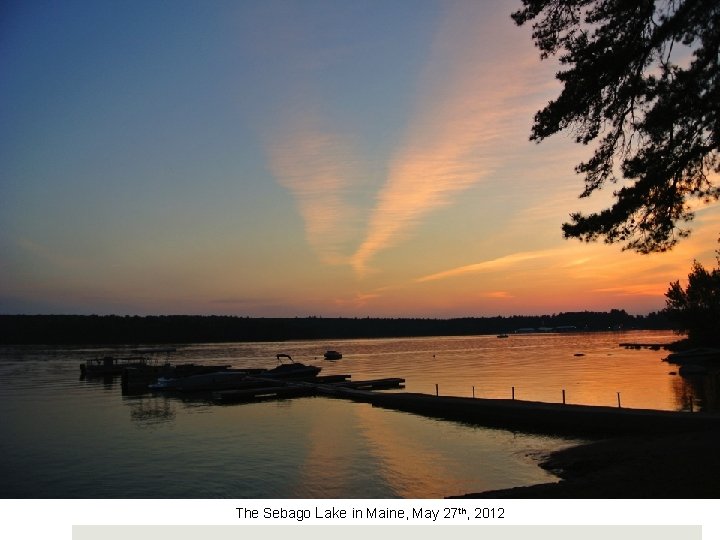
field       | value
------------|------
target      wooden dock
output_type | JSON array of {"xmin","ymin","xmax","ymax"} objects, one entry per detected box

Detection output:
[
  {"xmin": 120, "ymin": 362, "xmax": 720, "ymax": 437},
  {"xmin": 210, "ymin": 375, "xmax": 405, "ymax": 404},
  {"xmin": 217, "ymin": 374, "xmax": 720, "ymax": 437},
  {"xmin": 212, "ymin": 385, "xmax": 316, "ymax": 403},
  {"xmin": 619, "ymin": 342, "xmax": 668, "ymax": 350},
  {"xmin": 316, "ymin": 387, "xmax": 720, "ymax": 436}
]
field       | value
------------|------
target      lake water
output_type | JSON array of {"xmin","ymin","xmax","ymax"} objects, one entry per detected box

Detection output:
[{"xmin": 0, "ymin": 330, "xmax": 710, "ymax": 498}]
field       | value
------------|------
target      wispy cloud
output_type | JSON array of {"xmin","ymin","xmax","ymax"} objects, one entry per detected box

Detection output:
[
  {"xmin": 592, "ymin": 284, "xmax": 668, "ymax": 297},
  {"xmin": 482, "ymin": 291, "xmax": 514, "ymax": 299},
  {"xmin": 350, "ymin": 1, "xmax": 541, "ymax": 275},
  {"xmin": 266, "ymin": 118, "xmax": 360, "ymax": 265},
  {"xmin": 416, "ymin": 248, "xmax": 563, "ymax": 283}
]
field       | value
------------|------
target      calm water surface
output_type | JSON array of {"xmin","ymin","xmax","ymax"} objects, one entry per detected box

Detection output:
[{"xmin": 0, "ymin": 331, "xmax": 710, "ymax": 498}]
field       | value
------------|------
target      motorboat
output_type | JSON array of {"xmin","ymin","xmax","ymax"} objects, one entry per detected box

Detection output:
[
  {"xmin": 323, "ymin": 350, "xmax": 342, "ymax": 360},
  {"xmin": 122, "ymin": 363, "xmax": 233, "ymax": 391},
  {"xmin": 149, "ymin": 369, "xmax": 257, "ymax": 391},
  {"xmin": 150, "ymin": 355, "xmax": 321, "ymax": 391},
  {"xmin": 271, "ymin": 353, "xmax": 322, "ymax": 377}
]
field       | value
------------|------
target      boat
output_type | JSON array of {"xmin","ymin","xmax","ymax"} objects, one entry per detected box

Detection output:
[
  {"xmin": 150, "ymin": 355, "xmax": 321, "ymax": 391},
  {"xmin": 265, "ymin": 362, "xmax": 321, "ymax": 378},
  {"xmin": 271, "ymin": 354, "xmax": 323, "ymax": 377},
  {"xmin": 80, "ymin": 356, "xmax": 148, "ymax": 376},
  {"xmin": 497, "ymin": 334, "xmax": 509, "ymax": 339},
  {"xmin": 150, "ymin": 370, "xmax": 262, "ymax": 391},
  {"xmin": 122, "ymin": 363, "xmax": 233, "ymax": 391},
  {"xmin": 323, "ymin": 350, "xmax": 342, "ymax": 360}
]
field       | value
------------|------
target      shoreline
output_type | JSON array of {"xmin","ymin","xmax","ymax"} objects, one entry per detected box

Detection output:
[
  {"xmin": 328, "ymin": 386, "xmax": 720, "ymax": 498},
  {"xmin": 453, "ymin": 430, "xmax": 720, "ymax": 498}
]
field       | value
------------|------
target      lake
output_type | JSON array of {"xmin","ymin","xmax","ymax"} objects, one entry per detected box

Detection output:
[{"xmin": 0, "ymin": 330, "xmax": 708, "ymax": 498}]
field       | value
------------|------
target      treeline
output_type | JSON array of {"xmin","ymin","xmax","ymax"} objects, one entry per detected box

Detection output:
[{"xmin": 0, "ymin": 310, "xmax": 672, "ymax": 345}]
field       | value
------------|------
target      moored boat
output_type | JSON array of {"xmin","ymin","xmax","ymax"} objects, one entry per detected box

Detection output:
[
  {"xmin": 271, "ymin": 353, "xmax": 322, "ymax": 377},
  {"xmin": 323, "ymin": 350, "xmax": 342, "ymax": 360},
  {"xmin": 150, "ymin": 355, "xmax": 321, "ymax": 391},
  {"xmin": 149, "ymin": 370, "xmax": 256, "ymax": 391},
  {"xmin": 265, "ymin": 361, "xmax": 321, "ymax": 378},
  {"xmin": 122, "ymin": 363, "xmax": 233, "ymax": 391}
]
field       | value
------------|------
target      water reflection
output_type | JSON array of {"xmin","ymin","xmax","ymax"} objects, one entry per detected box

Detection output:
[
  {"xmin": 3, "ymin": 332, "xmax": 713, "ymax": 498},
  {"xmin": 80, "ymin": 373, "xmax": 117, "ymax": 390},
  {"xmin": 673, "ymin": 371, "xmax": 720, "ymax": 412},
  {"xmin": 353, "ymin": 402, "xmax": 471, "ymax": 498},
  {"xmin": 125, "ymin": 396, "xmax": 177, "ymax": 426}
]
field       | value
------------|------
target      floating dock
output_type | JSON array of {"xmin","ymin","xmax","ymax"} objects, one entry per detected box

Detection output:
[
  {"xmin": 619, "ymin": 342, "xmax": 667, "ymax": 350},
  {"xmin": 116, "ymin": 359, "xmax": 720, "ymax": 437},
  {"xmin": 318, "ymin": 388, "xmax": 720, "ymax": 436},
  {"xmin": 214, "ymin": 375, "xmax": 720, "ymax": 437}
]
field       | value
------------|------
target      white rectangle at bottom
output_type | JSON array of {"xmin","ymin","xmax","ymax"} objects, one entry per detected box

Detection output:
[{"xmin": 73, "ymin": 525, "xmax": 699, "ymax": 540}]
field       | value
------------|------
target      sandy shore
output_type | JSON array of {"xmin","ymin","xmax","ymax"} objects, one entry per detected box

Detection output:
[{"xmin": 454, "ymin": 430, "xmax": 720, "ymax": 498}]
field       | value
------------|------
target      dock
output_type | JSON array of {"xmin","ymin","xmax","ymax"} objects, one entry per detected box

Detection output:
[
  {"xmin": 213, "ymin": 385, "xmax": 316, "ymax": 403},
  {"xmin": 116, "ymin": 360, "xmax": 720, "ymax": 437},
  {"xmin": 619, "ymin": 342, "xmax": 668, "ymax": 350},
  {"xmin": 216, "ymin": 375, "xmax": 720, "ymax": 437},
  {"xmin": 318, "ymin": 388, "xmax": 720, "ymax": 436}
]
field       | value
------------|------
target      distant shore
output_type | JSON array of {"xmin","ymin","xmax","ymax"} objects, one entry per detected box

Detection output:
[
  {"xmin": 0, "ymin": 312, "xmax": 672, "ymax": 345},
  {"xmin": 455, "ymin": 430, "xmax": 720, "ymax": 498}
]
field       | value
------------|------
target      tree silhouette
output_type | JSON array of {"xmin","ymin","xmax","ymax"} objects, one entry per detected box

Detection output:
[
  {"xmin": 665, "ymin": 241, "xmax": 720, "ymax": 345},
  {"xmin": 513, "ymin": 0, "xmax": 719, "ymax": 253}
]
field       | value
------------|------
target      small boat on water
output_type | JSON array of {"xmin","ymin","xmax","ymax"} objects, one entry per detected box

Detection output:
[
  {"xmin": 323, "ymin": 350, "xmax": 342, "ymax": 360},
  {"xmin": 150, "ymin": 370, "xmax": 259, "ymax": 391},
  {"xmin": 273, "ymin": 353, "xmax": 322, "ymax": 377},
  {"xmin": 122, "ymin": 363, "xmax": 233, "ymax": 390}
]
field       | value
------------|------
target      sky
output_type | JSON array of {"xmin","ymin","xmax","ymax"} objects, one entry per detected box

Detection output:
[{"xmin": 1, "ymin": 0, "xmax": 718, "ymax": 318}]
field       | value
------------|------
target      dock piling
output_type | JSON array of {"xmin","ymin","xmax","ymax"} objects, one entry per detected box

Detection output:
[
  {"xmin": 562, "ymin": 389, "xmax": 566, "ymax": 405},
  {"xmin": 435, "ymin": 383, "xmax": 439, "ymax": 397},
  {"xmin": 617, "ymin": 392, "xmax": 622, "ymax": 408},
  {"xmin": 512, "ymin": 386, "xmax": 515, "ymax": 400}
]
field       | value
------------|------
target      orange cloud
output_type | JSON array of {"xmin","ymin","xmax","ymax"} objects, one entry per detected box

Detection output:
[
  {"xmin": 267, "ymin": 124, "xmax": 361, "ymax": 265},
  {"xmin": 593, "ymin": 284, "xmax": 672, "ymax": 297},
  {"xmin": 350, "ymin": 1, "xmax": 540, "ymax": 275},
  {"xmin": 482, "ymin": 291, "xmax": 514, "ymax": 299},
  {"xmin": 416, "ymin": 248, "xmax": 564, "ymax": 283}
]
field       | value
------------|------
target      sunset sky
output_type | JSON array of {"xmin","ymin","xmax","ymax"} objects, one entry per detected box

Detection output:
[{"xmin": 2, "ymin": 0, "xmax": 718, "ymax": 317}]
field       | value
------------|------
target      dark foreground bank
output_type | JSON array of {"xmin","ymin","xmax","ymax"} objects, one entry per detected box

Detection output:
[{"xmin": 455, "ymin": 430, "xmax": 720, "ymax": 498}]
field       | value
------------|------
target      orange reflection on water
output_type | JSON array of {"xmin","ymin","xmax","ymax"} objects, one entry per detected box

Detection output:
[
  {"xmin": 351, "ymin": 402, "xmax": 464, "ymax": 498},
  {"xmin": 316, "ymin": 331, "xmax": 701, "ymax": 412},
  {"xmin": 291, "ymin": 398, "xmax": 367, "ymax": 498}
]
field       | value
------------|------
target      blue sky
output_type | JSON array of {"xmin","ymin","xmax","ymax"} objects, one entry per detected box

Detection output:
[{"xmin": 2, "ymin": 0, "xmax": 718, "ymax": 317}]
